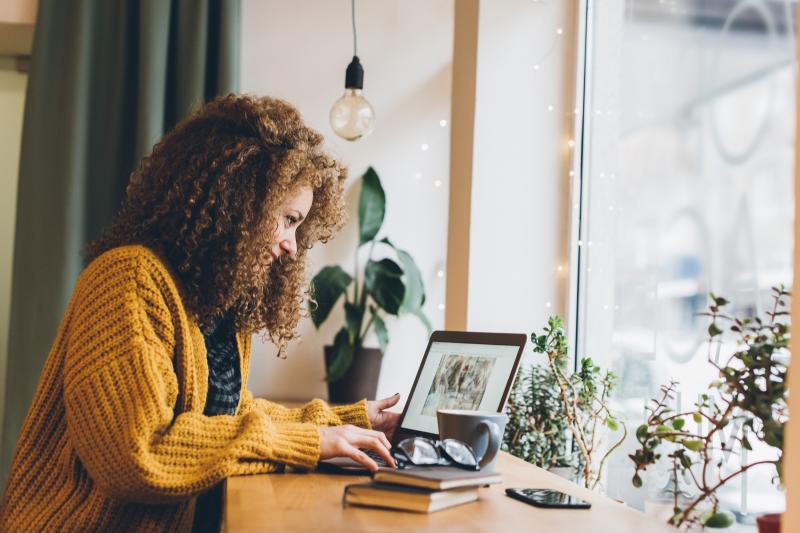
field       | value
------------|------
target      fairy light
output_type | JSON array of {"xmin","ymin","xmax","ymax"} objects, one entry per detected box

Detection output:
[
  {"xmin": 439, "ymin": 119, "xmax": 447, "ymax": 127},
  {"xmin": 434, "ymin": 180, "xmax": 442, "ymax": 188},
  {"xmin": 421, "ymin": 143, "xmax": 429, "ymax": 151},
  {"xmin": 437, "ymin": 270, "xmax": 444, "ymax": 278},
  {"xmin": 415, "ymin": 172, "xmax": 422, "ymax": 180},
  {"xmin": 438, "ymin": 303, "xmax": 445, "ymax": 311},
  {"xmin": 547, "ymin": 105, "xmax": 554, "ymax": 112},
  {"xmin": 545, "ymin": 302, "xmax": 552, "ymax": 308}
]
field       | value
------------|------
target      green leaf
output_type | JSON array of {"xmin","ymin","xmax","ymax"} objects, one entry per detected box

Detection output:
[
  {"xmin": 708, "ymin": 323, "xmax": 723, "ymax": 337},
  {"xmin": 672, "ymin": 418, "xmax": 685, "ymax": 431},
  {"xmin": 412, "ymin": 306, "xmax": 433, "ymax": 336},
  {"xmin": 358, "ymin": 167, "xmax": 386, "ymax": 245},
  {"xmin": 344, "ymin": 302, "xmax": 362, "ymax": 343},
  {"xmin": 606, "ymin": 418, "xmax": 619, "ymax": 431},
  {"xmin": 703, "ymin": 512, "xmax": 734, "ymax": 528},
  {"xmin": 396, "ymin": 248, "xmax": 426, "ymax": 314},
  {"xmin": 372, "ymin": 312, "xmax": 389, "ymax": 353},
  {"xmin": 632, "ymin": 473, "xmax": 643, "ymax": 488},
  {"xmin": 636, "ymin": 424, "xmax": 649, "ymax": 443},
  {"xmin": 693, "ymin": 412, "xmax": 702, "ymax": 423},
  {"xmin": 310, "ymin": 266, "xmax": 353, "ymax": 328},
  {"xmin": 679, "ymin": 454, "xmax": 692, "ymax": 469},
  {"xmin": 683, "ymin": 440, "xmax": 704, "ymax": 452},
  {"xmin": 326, "ymin": 328, "xmax": 354, "ymax": 382},
  {"xmin": 364, "ymin": 258, "xmax": 405, "ymax": 315}
]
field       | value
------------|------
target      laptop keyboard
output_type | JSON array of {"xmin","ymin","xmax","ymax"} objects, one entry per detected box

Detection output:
[{"xmin": 364, "ymin": 449, "xmax": 389, "ymax": 466}]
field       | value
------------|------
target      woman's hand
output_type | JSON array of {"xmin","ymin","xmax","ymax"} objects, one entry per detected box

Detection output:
[
  {"xmin": 367, "ymin": 393, "xmax": 402, "ymax": 441},
  {"xmin": 318, "ymin": 425, "xmax": 396, "ymax": 472}
]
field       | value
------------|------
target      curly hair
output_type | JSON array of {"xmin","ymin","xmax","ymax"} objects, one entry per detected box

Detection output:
[{"xmin": 85, "ymin": 94, "xmax": 347, "ymax": 355}]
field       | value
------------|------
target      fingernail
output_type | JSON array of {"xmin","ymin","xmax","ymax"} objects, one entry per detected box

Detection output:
[{"xmin": 394, "ymin": 392, "xmax": 400, "ymax": 396}]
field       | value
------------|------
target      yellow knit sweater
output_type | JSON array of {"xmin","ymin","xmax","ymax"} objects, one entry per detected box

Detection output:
[{"xmin": 0, "ymin": 245, "xmax": 370, "ymax": 531}]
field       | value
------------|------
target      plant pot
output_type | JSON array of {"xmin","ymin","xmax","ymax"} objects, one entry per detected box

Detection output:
[
  {"xmin": 324, "ymin": 346, "xmax": 383, "ymax": 404},
  {"xmin": 756, "ymin": 513, "xmax": 781, "ymax": 533}
]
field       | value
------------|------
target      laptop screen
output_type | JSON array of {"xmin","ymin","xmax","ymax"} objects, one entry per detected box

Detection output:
[{"xmin": 400, "ymin": 340, "xmax": 522, "ymax": 435}]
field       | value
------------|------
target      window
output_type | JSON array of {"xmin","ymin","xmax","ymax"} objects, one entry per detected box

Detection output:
[{"xmin": 572, "ymin": 0, "xmax": 794, "ymax": 519}]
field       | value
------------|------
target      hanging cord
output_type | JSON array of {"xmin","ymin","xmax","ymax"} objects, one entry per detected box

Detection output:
[{"xmin": 351, "ymin": 0, "xmax": 358, "ymax": 57}]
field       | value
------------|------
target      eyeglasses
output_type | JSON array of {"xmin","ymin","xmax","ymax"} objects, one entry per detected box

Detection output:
[{"xmin": 392, "ymin": 437, "xmax": 480, "ymax": 471}]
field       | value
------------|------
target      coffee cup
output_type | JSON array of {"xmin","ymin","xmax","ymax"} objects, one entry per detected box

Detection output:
[{"xmin": 437, "ymin": 409, "xmax": 507, "ymax": 471}]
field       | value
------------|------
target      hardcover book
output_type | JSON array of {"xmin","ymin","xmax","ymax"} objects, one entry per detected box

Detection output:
[
  {"xmin": 372, "ymin": 466, "xmax": 503, "ymax": 491},
  {"xmin": 343, "ymin": 482, "xmax": 479, "ymax": 513}
]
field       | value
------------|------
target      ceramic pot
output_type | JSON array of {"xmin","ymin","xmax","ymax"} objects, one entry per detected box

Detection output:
[
  {"xmin": 324, "ymin": 346, "xmax": 383, "ymax": 404},
  {"xmin": 756, "ymin": 513, "xmax": 781, "ymax": 533}
]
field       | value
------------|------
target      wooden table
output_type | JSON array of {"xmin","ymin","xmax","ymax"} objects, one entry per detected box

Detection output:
[{"xmin": 224, "ymin": 452, "xmax": 674, "ymax": 532}]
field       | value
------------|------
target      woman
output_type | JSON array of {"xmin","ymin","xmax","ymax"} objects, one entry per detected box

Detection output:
[{"xmin": 0, "ymin": 95, "xmax": 400, "ymax": 531}]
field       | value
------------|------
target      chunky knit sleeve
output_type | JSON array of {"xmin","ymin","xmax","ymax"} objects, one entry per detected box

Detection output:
[
  {"xmin": 238, "ymin": 391, "xmax": 372, "ymax": 428},
  {"xmin": 62, "ymin": 252, "xmax": 321, "ymax": 504}
]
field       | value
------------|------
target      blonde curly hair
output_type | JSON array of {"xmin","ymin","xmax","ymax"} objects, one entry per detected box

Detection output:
[{"xmin": 85, "ymin": 94, "xmax": 347, "ymax": 355}]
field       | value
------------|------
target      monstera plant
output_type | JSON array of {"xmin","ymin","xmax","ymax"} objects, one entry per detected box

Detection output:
[{"xmin": 310, "ymin": 167, "xmax": 431, "ymax": 402}]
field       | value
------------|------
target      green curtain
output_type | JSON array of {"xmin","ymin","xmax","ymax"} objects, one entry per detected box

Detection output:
[{"xmin": 1, "ymin": 0, "xmax": 240, "ymax": 484}]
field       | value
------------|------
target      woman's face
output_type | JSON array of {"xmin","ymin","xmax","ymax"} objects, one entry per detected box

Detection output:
[{"xmin": 271, "ymin": 185, "xmax": 313, "ymax": 261}]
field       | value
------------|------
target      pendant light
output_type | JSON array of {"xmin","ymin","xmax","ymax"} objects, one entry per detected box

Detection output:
[{"xmin": 330, "ymin": 0, "xmax": 376, "ymax": 141}]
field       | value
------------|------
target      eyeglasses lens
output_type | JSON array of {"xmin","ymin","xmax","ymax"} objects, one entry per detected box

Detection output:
[
  {"xmin": 397, "ymin": 438, "xmax": 439, "ymax": 465},
  {"xmin": 442, "ymin": 439, "xmax": 478, "ymax": 466}
]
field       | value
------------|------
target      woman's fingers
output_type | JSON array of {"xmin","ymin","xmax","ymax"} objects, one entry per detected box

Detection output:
[
  {"xmin": 352, "ymin": 435, "xmax": 396, "ymax": 468},
  {"xmin": 318, "ymin": 425, "xmax": 397, "ymax": 471},
  {"xmin": 344, "ymin": 447, "xmax": 379, "ymax": 472},
  {"xmin": 378, "ymin": 393, "xmax": 401, "ymax": 409}
]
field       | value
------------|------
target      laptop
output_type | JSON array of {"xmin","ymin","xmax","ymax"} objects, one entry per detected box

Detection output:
[{"xmin": 319, "ymin": 330, "xmax": 527, "ymax": 472}]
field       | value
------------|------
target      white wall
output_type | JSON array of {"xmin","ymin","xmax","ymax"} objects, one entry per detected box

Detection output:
[
  {"xmin": 240, "ymin": 0, "xmax": 454, "ymax": 402},
  {"xmin": 467, "ymin": 1, "xmax": 568, "ymax": 340}
]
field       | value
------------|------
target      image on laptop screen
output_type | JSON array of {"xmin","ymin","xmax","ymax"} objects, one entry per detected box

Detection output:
[{"xmin": 400, "ymin": 340, "xmax": 521, "ymax": 435}]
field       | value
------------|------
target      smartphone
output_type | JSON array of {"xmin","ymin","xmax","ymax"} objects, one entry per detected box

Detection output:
[{"xmin": 505, "ymin": 488, "xmax": 592, "ymax": 509}]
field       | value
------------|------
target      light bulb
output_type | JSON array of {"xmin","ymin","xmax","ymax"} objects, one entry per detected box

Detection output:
[{"xmin": 330, "ymin": 56, "xmax": 375, "ymax": 141}]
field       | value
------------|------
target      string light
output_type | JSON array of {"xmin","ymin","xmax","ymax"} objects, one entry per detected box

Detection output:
[
  {"xmin": 421, "ymin": 143, "xmax": 429, "ymax": 151},
  {"xmin": 415, "ymin": 172, "xmax": 422, "ymax": 180},
  {"xmin": 545, "ymin": 302, "xmax": 552, "ymax": 308},
  {"xmin": 438, "ymin": 303, "xmax": 445, "ymax": 311},
  {"xmin": 547, "ymin": 105, "xmax": 554, "ymax": 112},
  {"xmin": 437, "ymin": 270, "xmax": 444, "ymax": 278},
  {"xmin": 434, "ymin": 180, "xmax": 442, "ymax": 188},
  {"xmin": 439, "ymin": 119, "xmax": 447, "ymax": 127}
]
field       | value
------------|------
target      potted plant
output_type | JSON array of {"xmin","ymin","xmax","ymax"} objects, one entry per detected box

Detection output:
[
  {"xmin": 310, "ymin": 167, "xmax": 431, "ymax": 403},
  {"xmin": 505, "ymin": 316, "xmax": 627, "ymax": 489},
  {"xmin": 503, "ymin": 361, "xmax": 575, "ymax": 476},
  {"xmin": 628, "ymin": 287, "xmax": 789, "ymax": 530}
]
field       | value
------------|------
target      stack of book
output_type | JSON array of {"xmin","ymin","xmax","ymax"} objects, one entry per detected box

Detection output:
[{"xmin": 343, "ymin": 466, "xmax": 503, "ymax": 513}]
